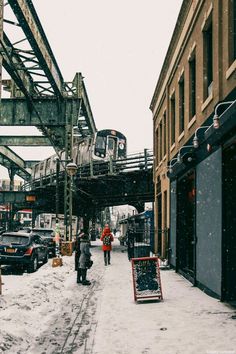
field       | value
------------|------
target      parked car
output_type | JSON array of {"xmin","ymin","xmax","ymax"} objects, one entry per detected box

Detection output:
[
  {"xmin": 31, "ymin": 228, "xmax": 56, "ymax": 257},
  {"xmin": 0, "ymin": 232, "xmax": 48, "ymax": 272}
]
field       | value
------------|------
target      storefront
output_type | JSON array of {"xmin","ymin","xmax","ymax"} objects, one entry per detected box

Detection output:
[{"xmin": 169, "ymin": 100, "xmax": 236, "ymax": 300}]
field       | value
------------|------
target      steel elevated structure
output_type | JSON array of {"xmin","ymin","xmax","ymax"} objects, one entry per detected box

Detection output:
[{"xmin": 0, "ymin": 0, "xmax": 154, "ymax": 236}]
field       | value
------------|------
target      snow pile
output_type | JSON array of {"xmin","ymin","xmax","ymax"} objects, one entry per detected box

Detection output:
[{"xmin": 0, "ymin": 238, "xmax": 236, "ymax": 354}]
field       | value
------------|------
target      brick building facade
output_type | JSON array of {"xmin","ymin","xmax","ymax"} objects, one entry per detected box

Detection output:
[{"xmin": 150, "ymin": 0, "xmax": 236, "ymax": 300}]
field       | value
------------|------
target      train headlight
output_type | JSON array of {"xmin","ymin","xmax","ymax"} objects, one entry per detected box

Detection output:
[
  {"xmin": 101, "ymin": 154, "xmax": 104, "ymax": 157},
  {"xmin": 119, "ymin": 143, "xmax": 124, "ymax": 150}
]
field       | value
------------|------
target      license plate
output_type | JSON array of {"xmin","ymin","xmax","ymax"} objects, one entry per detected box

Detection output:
[{"xmin": 6, "ymin": 248, "xmax": 15, "ymax": 253}]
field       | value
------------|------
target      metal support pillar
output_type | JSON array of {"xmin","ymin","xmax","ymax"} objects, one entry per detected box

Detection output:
[
  {"xmin": 0, "ymin": 0, "xmax": 3, "ymax": 103},
  {"xmin": 31, "ymin": 209, "xmax": 37, "ymax": 229},
  {"xmin": 144, "ymin": 148, "xmax": 148, "ymax": 170},
  {"xmin": 64, "ymin": 102, "xmax": 76, "ymax": 241},
  {"xmin": 56, "ymin": 158, "xmax": 60, "ymax": 221},
  {"xmin": 82, "ymin": 214, "xmax": 90, "ymax": 234},
  {"xmin": 8, "ymin": 166, "xmax": 17, "ymax": 231},
  {"xmin": 91, "ymin": 212, "xmax": 97, "ymax": 241}
]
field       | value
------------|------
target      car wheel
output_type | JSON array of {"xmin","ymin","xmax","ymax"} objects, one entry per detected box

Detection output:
[
  {"xmin": 28, "ymin": 254, "xmax": 38, "ymax": 273},
  {"xmin": 43, "ymin": 252, "xmax": 49, "ymax": 264}
]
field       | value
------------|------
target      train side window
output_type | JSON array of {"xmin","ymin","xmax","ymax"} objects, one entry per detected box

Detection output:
[
  {"xmin": 46, "ymin": 158, "xmax": 51, "ymax": 169},
  {"xmin": 35, "ymin": 164, "xmax": 39, "ymax": 173}
]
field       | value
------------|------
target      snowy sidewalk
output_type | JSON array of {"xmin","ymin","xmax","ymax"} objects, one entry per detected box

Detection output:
[
  {"xmin": 0, "ymin": 237, "xmax": 236, "ymax": 354},
  {"xmin": 92, "ymin": 239, "xmax": 236, "ymax": 354}
]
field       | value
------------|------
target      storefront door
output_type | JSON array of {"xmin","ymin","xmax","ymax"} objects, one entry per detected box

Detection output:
[
  {"xmin": 177, "ymin": 170, "xmax": 196, "ymax": 284},
  {"xmin": 223, "ymin": 140, "xmax": 236, "ymax": 301}
]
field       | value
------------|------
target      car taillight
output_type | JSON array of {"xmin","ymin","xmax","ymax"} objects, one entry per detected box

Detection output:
[{"xmin": 24, "ymin": 247, "xmax": 33, "ymax": 255}]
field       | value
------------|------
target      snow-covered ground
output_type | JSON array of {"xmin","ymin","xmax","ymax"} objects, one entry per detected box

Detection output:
[{"xmin": 0, "ymin": 238, "xmax": 236, "ymax": 354}]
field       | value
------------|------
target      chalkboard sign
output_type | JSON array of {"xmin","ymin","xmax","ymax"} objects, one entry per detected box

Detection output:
[{"xmin": 131, "ymin": 257, "xmax": 163, "ymax": 302}]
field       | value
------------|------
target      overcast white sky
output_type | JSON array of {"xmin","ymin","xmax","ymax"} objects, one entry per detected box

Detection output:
[{"xmin": 1, "ymin": 0, "xmax": 183, "ymax": 178}]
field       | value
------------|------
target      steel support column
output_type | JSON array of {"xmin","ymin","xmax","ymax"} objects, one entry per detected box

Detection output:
[
  {"xmin": 63, "ymin": 103, "xmax": 75, "ymax": 241},
  {"xmin": 7, "ymin": 166, "xmax": 17, "ymax": 231},
  {"xmin": 56, "ymin": 158, "xmax": 60, "ymax": 221},
  {"xmin": 0, "ymin": 0, "xmax": 3, "ymax": 103}
]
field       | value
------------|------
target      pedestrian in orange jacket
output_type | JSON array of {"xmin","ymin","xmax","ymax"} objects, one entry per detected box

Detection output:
[{"xmin": 100, "ymin": 225, "xmax": 114, "ymax": 266}]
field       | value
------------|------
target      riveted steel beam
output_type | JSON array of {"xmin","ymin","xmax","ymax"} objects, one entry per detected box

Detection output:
[
  {"xmin": 1, "ymin": 33, "xmax": 35, "ymax": 97},
  {"xmin": 0, "ymin": 146, "xmax": 26, "ymax": 168},
  {"xmin": 0, "ymin": 97, "xmax": 95, "ymax": 149},
  {"xmin": 1, "ymin": 97, "xmax": 81, "ymax": 127},
  {"xmin": 0, "ymin": 191, "xmax": 35, "ymax": 204},
  {"xmin": 0, "ymin": 0, "xmax": 3, "ymax": 101},
  {"xmin": 1, "ymin": 97, "xmax": 64, "ymax": 125},
  {"xmin": 0, "ymin": 146, "xmax": 31, "ymax": 180},
  {"xmin": 0, "ymin": 136, "xmax": 51, "ymax": 146},
  {"xmin": 73, "ymin": 73, "xmax": 97, "ymax": 135},
  {"xmin": 7, "ymin": 0, "xmax": 64, "ymax": 97}
]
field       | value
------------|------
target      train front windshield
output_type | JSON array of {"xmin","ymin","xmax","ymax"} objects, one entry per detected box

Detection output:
[
  {"xmin": 94, "ymin": 130, "xmax": 126, "ymax": 160},
  {"xmin": 107, "ymin": 136, "xmax": 117, "ymax": 158}
]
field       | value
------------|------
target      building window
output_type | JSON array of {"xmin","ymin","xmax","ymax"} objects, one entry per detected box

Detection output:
[
  {"xmin": 155, "ymin": 128, "xmax": 159, "ymax": 165},
  {"xmin": 170, "ymin": 93, "xmax": 176, "ymax": 145},
  {"xmin": 189, "ymin": 53, "xmax": 196, "ymax": 120},
  {"xmin": 229, "ymin": 0, "xmax": 236, "ymax": 65},
  {"xmin": 159, "ymin": 120, "xmax": 163, "ymax": 161},
  {"xmin": 179, "ymin": 74, "xmax": 185, "ymax": 135},
  {"xmin": 157, "ymin": 192, "xmax": 162, "ymax": 255},
  {"xmin": 163, "ymin": 112, "xmax": 167, "ymax": 156},
  {"xmin": 163, "ymin": 190, "xmax": 167, "ymax": 230},
  {"xmin": 203, "ymin": 16, "xmax": 213, "ymax": 99}
]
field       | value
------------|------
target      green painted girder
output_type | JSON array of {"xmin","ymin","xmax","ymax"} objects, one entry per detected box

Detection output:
[
  {"xmin": 2, "ymin": 32, "xmax": 35, "ymax": 97},
  {"xmin": 0, "ymin": 97, "xmax": 96, "ymax": 149},
  {"xmin": 0, "ymin": 136, "xmax": 51, "ymax": 146},
  {"xmin": 7, "ymin": 0, "xmax": 64, "ymax": 97},
  {"xmin": 0, "ymin": 146, "xmax": 31, "ymax": 180},
  {"xmin": 0, "ymin": 191, "xmax": 35, "ymax": 204},
  {"xmin": 1, "ymin": 97, "xmax": 75, "ymax": 150},
  {"xmin": 73, "ymin": 73, "xmax": 97, "ymax": 134},
  {"xmin": 1, "ymin": 97, "xmax": 72, "ymax": 125}
]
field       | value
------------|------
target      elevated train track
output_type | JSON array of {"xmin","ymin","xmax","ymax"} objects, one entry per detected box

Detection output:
[{"xmin": 19, "ymin": 150, "xmax": 154, "ymax": 215}]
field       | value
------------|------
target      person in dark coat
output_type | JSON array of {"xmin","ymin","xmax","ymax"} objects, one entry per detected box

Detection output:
[
  {"xmin": 127, "ymin": 228, "xmax": 135, "ymax": 261},
  {"xmin": 77, "ymin": 232, "xmax": 92, "ymax": 285},
  {"xmin": 100, "ymin": 225, "xmax": 114, "ymax": 266},
  {"xmin": 75, "ymin": 229, "xmax": 84, "ymax": 272}
]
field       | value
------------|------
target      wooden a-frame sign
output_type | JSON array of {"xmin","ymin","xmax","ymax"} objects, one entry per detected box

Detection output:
[{"xmin": 131, "ymin": 256, "xmax": 163, "ymax": 302}]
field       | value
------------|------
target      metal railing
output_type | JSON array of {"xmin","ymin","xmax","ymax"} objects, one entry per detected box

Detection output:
[{"xmin": 21, "ymin": 149, "xmax": 153, "ymax": 191}]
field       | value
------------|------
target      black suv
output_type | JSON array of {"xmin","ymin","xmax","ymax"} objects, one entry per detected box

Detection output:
[
  {"xmin": 0, "ymin": 232, "xmax": 48, "ymax": 272},
  {"xmin": 31, "ymin": 228, "xmax": 56, "ymax": 257}
]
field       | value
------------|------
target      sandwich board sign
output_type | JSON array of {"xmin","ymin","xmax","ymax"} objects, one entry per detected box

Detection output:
[{"xmin": 131, "ymin": 257, "xmax": 163, "ymax": 302}]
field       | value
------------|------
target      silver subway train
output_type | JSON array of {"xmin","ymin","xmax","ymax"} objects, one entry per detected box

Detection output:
[{"xmin": 32, "ymin": 129, "xmax": 127, "ymax": 180}]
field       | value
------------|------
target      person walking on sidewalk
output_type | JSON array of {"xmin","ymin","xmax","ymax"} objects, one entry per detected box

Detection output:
[
  {"xmin": 100, "ymin": 225, "xmax": 114, "ymax": 266},
  {"xmin": 77, "ymin": 232, "xmax": 92, "ymax": 285}
]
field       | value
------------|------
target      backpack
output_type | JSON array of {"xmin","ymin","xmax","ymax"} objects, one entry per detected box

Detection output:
[{"xmin": 103, "ymin": 235, "xmax": 111, "ymax": 246}]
